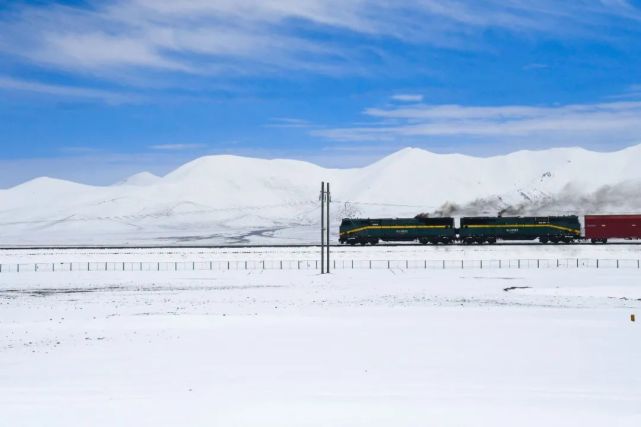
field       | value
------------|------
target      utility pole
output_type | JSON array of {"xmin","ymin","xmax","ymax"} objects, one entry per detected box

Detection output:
[
  {"xmin": 326, "ymin": 182, "xmax": 331, "ymax": 273},
  {"xmin": 319, "ymin": 181, "xmax": 331, "ymax": 274},
  {"xmin": 320, "ymin": 182, "xmax": 325, "ymax": 274}
]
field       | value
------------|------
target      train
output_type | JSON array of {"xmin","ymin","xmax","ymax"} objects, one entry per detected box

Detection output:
[{"xmin": 339, "ymin": 214, "xmax": 641, "ymax": 245}]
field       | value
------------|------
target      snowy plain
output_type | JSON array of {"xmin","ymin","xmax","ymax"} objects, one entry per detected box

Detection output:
[
  {"xmin": 2, "ymin": 242, "xmax": 641, "ymax": 264},
  {"xmin": 2, "ymin": 142, "xmax": 641, "ymax": 425},
  {"xmin": 0, "ymin": 243, "xmax": 640, "ymax": 276},
  {"xmin": 1, "ymin": 248, "xmax": 640, "ymax": 426}
]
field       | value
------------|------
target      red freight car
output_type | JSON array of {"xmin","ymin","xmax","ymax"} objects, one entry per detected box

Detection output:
[{"xmin": 584, "ymin": 215, "xmax": 641, "ymax": 243}]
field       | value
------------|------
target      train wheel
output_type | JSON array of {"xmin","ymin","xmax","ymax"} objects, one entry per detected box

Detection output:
[
  {"xmin": 419, "ymin": 238, "xmax": 429, "ymax": 245},
  {"xmin": 539, "ymin": 237, "xmax": 548, "ymax": 244},
  {"xmin": 370, "ymin": 239, "xmax": 379, "ymax": 245},
  {"xmin": 430, "ymin": 240, "xmax": 438, "ymax": 245},
  {"xmin": 348, "ymin": 241, "xmax": 356, "ymax": 246}
]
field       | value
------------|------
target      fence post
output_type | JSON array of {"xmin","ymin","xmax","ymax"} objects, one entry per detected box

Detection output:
[
  {"xmin": 406, "ymin": 260, "xmax": 408, "ymax": 269},
  {"xmin": 388, "ymin": 260, "xmax": 390, "ymax": 269},
  {"xmin": 480, "ymin": 259, "xmax": 483, "ymax": 269},
  {"xmin": 617, "ymin": 259, "xmax": 619, "ymax": 269},
  {"xmin": 280, "ymin": 260, "xmax": 283, "ymax": 270},
  {"xmin": 518, "ymin": 259, "xmax": 521, "ymax": 269},
  {"xmin": 499, "ymin": 260, "xmax": 502, "ymax": 269},
  {"xmin": 597, "ymin": 259, "xmax": 599, "ymax": 269},
  {"xmin": 537, "ymin": 259, "xmax": 540, "ymax": 269},
  {"xmin": 246, "ymin": 261, "xmax": 248, "ymax": 270},
  {"xmin": 556, "ymin": 259, "xmax": 559, "ymax": 268},
  {"xmin": 210, "ymin": 261, "xmax": 213, "ymax": 270},
  {"xmin": 443, "ymin": 260, "xmax": 445, "ymax": 269},
  {"xmin": 425, "ymin": 260, "xmax": 427, "ymax": 269},
  {"xmin": 461, "ymin": 260, "xmax": 464, "ymax": 269},
  {"xmin": 369, "ymin": 260, "xmax": 372, "ymax": 269}
]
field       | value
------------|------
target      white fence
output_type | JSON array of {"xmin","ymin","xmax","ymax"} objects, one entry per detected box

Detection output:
[{"xmin": 0, "ymin": 258, "xmax": 640, "ymax": 273}]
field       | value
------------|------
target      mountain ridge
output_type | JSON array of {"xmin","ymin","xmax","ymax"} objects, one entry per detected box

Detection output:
[{"xmin": 1, "ymin": 144, "xmax": 640, "ymax": 245}]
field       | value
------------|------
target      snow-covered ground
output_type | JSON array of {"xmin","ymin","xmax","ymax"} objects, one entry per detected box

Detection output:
[
  {"xmin": 1, "ymin": 144, "xmax": 641, "ymax": 245},
  {"xmin": 2, "ymin": 243, "xmax": 641, "ymax": 264},
  {"xmin": 1, "ymin": 264, "xmax": 640, "ymax": 426}
]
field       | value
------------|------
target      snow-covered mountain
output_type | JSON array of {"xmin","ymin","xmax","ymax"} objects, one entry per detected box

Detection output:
[
  {"xmin": 116, "ymin": 171, "xmax": 161, "ymax": 186},
  {"xmin": 1, "ymin": 145, "xmax": 640, "ymax": 245}
]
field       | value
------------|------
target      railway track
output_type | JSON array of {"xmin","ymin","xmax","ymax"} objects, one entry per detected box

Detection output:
[{"xmin": 1, "ymin": 242, "xmax": 641, "ymax": 250}]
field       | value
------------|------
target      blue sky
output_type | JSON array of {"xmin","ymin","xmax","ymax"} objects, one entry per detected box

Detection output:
[{"xmin": 1, "ymin": 0, "xmax": 641, "ymax": 186}]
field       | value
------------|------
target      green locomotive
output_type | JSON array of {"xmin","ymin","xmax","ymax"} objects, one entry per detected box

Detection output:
[
  {"xmin": 338, "ymin": 215, "xmax": 581, "ymax": 245},
  {"xmin": 339, "ymin": 217, "xmax": 456, "ymax": 245},
  {"xmin": 458, "ymin": 216, "xmax": 581, "ymax": 244}
]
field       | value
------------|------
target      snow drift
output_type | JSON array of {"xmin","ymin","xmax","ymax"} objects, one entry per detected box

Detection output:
[{"xmin": 1, "ymin": 145, "xmax": 640, "ymax": 245}]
